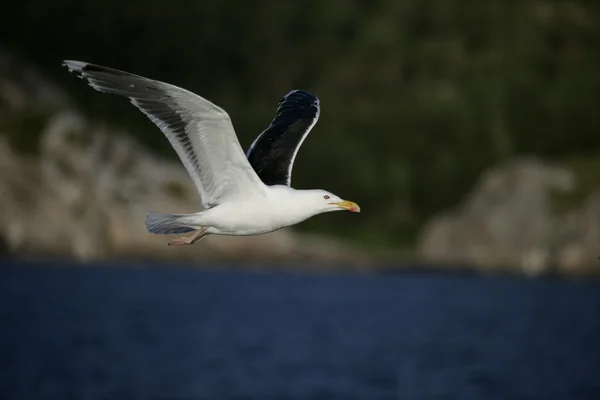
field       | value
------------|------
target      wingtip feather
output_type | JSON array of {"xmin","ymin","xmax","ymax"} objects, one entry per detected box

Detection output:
[{"xmin": 62, "ymin": 60, "xmax": 88, "ymax": 76}]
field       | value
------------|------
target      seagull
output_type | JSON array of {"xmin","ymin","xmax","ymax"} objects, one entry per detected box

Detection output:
[{"xmin": 63, "ymin": 61, "xmax": 360, "ymax": 245}]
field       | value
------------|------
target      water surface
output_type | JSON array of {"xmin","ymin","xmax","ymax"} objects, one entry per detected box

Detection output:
[{"xmin": 0, "ymin": 261, "xmax": 599, "ymax": 399}]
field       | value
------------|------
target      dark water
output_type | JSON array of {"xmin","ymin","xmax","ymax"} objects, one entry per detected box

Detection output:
[{"xmin": 0, "ymin": 261, "xmax": 599, "ymax": 400}]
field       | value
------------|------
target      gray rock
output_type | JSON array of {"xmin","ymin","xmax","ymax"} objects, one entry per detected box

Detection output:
[{"xmin": 417, "ymin": 158, "xmax": 600, "ymax": 276}]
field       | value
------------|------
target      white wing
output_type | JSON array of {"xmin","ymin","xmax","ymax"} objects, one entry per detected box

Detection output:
[{"xmin": 63, "ymin": 60, "xmax": 265, "ymax": 208}]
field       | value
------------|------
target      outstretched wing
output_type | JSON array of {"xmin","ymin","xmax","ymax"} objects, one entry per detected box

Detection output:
[
  {"xmin": 246, "ymin": 90, "xmax": 320, "ymax": 186},
  {"xmin": 63, "ymin": 60, "xmax": 264, "ymax": 208}
]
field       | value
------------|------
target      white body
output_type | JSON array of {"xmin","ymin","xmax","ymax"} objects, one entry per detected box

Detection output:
[{"xmin": 180, "ymin": 186, "xmax": 340, "ymax": 235}]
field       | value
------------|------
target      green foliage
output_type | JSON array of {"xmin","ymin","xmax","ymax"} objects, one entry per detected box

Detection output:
[
  {"xmin": 1, "ymin": 0, "xmax": 599, "ymax": 249},
  {"xmin": 551, "ymin": 156, "xmax": 600, "ymax": 215},
  {"xmin": 0, "ymin": 110, "xmax": 48, "ymax": 155}
]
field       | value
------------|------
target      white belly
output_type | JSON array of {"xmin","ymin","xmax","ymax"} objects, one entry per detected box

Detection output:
[
  {"xmin": 198, "ymin": 198, "xmax": 308, "ymax": 236},
  {"xmin": 187, "ymin": 185, "xmax": 323, "ymax": 236}
]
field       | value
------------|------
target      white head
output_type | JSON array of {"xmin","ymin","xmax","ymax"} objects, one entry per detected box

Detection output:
[
  {"xmin": 303, "ymin": 189, "xmax": 361, "ymax": 214},
  {"xmin": 268, "ymin": 186, "xmax": 360, "ymax": 225}
]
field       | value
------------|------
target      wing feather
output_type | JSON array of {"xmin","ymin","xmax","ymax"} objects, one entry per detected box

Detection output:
[
  {"xmin": 63, "ymin": 60, "xmax": 264, "ymax": 207},
  {"xmin": 246, "ymin": 90, "xmax": 320, "ymax": 186}
]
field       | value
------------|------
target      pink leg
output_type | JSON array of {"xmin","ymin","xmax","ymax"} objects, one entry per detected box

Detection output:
[{"xmin": 168, "ymin": 228, "xmax": 209, "ymax": 246}]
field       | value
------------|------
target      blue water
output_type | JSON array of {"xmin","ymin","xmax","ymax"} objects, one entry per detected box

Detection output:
[{"xmin": 0, "ymin": 261, "xmax": 599, "ymax": 400}]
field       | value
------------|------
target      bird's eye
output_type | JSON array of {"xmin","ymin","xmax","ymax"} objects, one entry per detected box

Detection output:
[{"xmin": 323, "ymin": 195, "xmax": 330, "ymax": 200}]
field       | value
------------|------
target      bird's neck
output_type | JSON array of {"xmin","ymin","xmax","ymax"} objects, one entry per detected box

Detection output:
[{"xmin": 265, "ymin": 186, "xmax": 323, "ymax": 226}]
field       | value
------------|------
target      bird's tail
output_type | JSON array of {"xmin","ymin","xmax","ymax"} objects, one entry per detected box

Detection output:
[{"xmin": 145, "ymin": 212, "xmax": 197, "ymax": 235}]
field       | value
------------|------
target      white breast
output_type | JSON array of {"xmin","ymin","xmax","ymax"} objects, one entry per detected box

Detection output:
[{"xmin": 199, "ymin": 186, "xmax": 318, "ymax": 236}]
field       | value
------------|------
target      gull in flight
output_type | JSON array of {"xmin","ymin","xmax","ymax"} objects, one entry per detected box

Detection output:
[{"xmin": 63, "ymin": 61, "xmax": 360, "ymax": 245}]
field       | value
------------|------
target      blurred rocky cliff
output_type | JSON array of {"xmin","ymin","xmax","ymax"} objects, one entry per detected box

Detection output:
[
  {"xmin": 0, "ymin": 52, "xmax": 358, "ymax": 266},
  {"xmin": 417, "ymin": 159, "xmax": 600, "ymax": 276},
  {"xmin": 1, "ymin": 51, "xmax": 599, "ymax": 276}
]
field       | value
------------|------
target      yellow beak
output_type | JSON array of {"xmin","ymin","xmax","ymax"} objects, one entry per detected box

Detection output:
[{"xmin": 331, "ymin": 200, "xmax": 361, "ymax": 213}]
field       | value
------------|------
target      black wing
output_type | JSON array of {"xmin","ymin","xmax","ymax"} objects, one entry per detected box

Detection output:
[{"xmin": 246, "ymin": 90, "xmax": 320, "ymax": 186}]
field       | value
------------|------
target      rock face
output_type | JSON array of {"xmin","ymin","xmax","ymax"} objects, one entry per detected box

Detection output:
[
  {"xmin": 0, "ymin": 52, "xmax": 361, "ymax": 267},
  {"xmin": 416, "ymin": 158, "xmax": 600, "ymax": 276}
]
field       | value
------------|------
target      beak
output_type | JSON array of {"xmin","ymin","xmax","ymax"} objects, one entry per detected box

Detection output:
[{"xmin": 331, "ymin": 200, "xmax": 361, "ymax": 213}]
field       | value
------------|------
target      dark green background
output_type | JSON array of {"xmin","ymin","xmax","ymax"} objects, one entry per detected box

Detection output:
[{"xmin": 2, "ymin": 0, "xmax": 599, "ymax": 251}]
